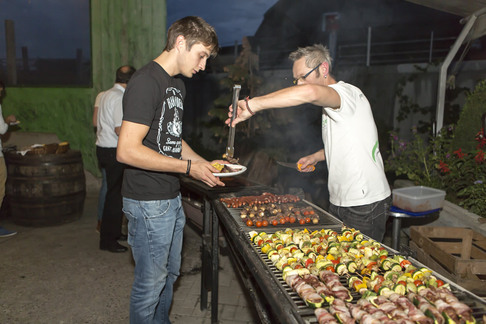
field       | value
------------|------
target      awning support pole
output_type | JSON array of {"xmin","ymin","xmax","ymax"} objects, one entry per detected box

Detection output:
[{"xmin": 435, "ymin": 7, "xmax": 486, "ymax": 135}]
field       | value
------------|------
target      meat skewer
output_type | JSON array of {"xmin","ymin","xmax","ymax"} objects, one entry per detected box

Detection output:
[
  {"xmin": 408, "ymin": 292, "xmax": 445, "ymax": 324},
  {"xmin": 319, "ymin": 270, "xmax": 353, "ymax": 302},
  {"xmin": 328, "ymin": 298, "xmax": 355, "ymax": 324},
  {"xmin": 419, "ymin": 286, "xmax": 475, "ymax": 323},
  {"xmin": 315, "ymin": 307, "xmax": 339, "ymax": 324}
]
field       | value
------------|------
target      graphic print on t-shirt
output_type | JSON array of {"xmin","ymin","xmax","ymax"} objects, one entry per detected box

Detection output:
[{"xmin": 157, "ymin": 87, "xmax": 183, "ymax": 157}]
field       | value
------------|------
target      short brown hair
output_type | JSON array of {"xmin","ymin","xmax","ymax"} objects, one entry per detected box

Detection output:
[{"xmin": 164, "ymin": 16, "xmax": 219, "ymax": 57}]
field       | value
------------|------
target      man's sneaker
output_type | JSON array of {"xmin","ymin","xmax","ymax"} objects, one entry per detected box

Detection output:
[{"xmin": 0, "ymin": 226, "xmax": 17, "ymax": 238}]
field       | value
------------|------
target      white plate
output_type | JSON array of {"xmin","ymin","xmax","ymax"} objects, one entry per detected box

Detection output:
[
  {"xmin": 213, "ymin": 164, "xmax": 247, "ymax": 177},
  {"xmin": 9, "ymin": 121, "xmax": 20, "ymax": 126}
]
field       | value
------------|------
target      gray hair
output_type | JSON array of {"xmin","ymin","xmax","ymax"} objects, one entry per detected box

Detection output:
[{"xmin": 289, "ymin": 44, "xmax": 332, "ymax": 74}]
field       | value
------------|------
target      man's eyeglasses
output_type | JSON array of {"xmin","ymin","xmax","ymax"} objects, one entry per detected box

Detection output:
[{"xmin": 293, "ymin": 63, "xmax": 321, "ymax": 85}]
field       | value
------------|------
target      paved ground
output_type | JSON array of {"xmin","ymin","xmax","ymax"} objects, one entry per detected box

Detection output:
[
  {"xmin": 0, "ymin": 173, "xmax": 259, "ymax": 324},
  {"xmin": 0, "ymin": 171, "xmax": 403, "ymax": 324}
]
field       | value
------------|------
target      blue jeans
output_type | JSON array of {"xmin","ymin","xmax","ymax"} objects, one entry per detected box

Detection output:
[
  {"xmin": 97, "ymin": 168, "xmax": 107, "ymax": 221},
  {"xmin": 329, "ymin": 195, "xmax": 391, "ymax": 242},
  {"xmin": 123, "ymin": 195, "xmax": 185, "ymax": 324}
]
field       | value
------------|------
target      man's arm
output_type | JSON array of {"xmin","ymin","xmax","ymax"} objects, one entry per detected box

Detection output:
[
  {"xmin": 0, "ymin": 114, "xmax": 11, "ymax": 135},
  {"xmin": 181, "ymin": 139, "xmax": 225, "ymax": 186},
  {"xmin": 181, "ymin": 139, "xmax": 206, "ymax": 162},
  {"xmin": 117, "ymin": 120, "xmax": 191, "ymax": 172},
  {"xmin": 227, "ymin": 84, "xmax": 341, "ymax": 127},
  {"xmin": 117, "ymin": 121, "xmax": 224, "ymax": 187},
  {"xmin": 93, "ymin": 106, "xmax": 99, "ymax": 128},
  {"xmin": 297, "ymin": 149, "xmax": 325, "ymax": 172},
  {"xmin": 93, "ymin": 91, "xmax": 104, "ymax": 128}
]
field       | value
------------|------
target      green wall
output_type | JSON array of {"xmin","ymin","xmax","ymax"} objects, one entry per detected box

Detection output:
[{"xmin": 2, "ymin": 0, "xmax": 167, "ymax": 176}]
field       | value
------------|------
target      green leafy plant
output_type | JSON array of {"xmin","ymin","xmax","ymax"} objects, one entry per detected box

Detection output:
[
  {"xmin": 386, "ymin": 127, "xmax": 443, "ymax": 188},
  {"xmin": 440, "ymin": 131, "xmax": 486, "ymax": 216},
  {"xmin": 393, "ymin": 63, "xmax": 467, "ymax": 134},
  {"xmin": 386, "ymin": 125, "xmax": 486, "ymax": 217}
]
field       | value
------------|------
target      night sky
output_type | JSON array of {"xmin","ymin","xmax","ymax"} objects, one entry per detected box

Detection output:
[
  {"xmin": 0, "ymin": 0, "xmax": 277, "ymax": 62},
  {"xmin": 167, "ymin": 0, "xmax": 278, "ymax": 47},
  {"xmin": 0, "ymin": 0, "xmax": 90, "ymax": 60}
]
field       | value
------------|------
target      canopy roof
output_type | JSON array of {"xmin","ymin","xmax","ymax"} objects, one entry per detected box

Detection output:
[
  {"xmin": 405, "ymin": 0, "xmax": 486, "ymax": 133},
  {"xmin": 406, "ymin": 0, "xmax": 486, "ymax": 40}
]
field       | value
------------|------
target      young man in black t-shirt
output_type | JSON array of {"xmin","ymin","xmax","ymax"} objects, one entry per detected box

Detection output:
[{"xmin": 117, "ymin": 16, "xmax": 224, "ymax": 323}]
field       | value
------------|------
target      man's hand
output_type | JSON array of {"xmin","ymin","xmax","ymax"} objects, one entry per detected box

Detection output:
[
  {"xmin": 297, "ymin": 150, "xmax": 324, "ymax": 173},
  {"xmin": 296, "ymin": 156, "xmax": 317, "ymax": 173},
  {"xmin": 5, "ymin": 115, "xmax": 16, "ymax": 124},
  {"xmin": 225, "ymin": 99, "xmax": 252, "ymax": 128},
  {"xmin": 189, "ymin": 160, "xmax": 225, "ymax": 187}
]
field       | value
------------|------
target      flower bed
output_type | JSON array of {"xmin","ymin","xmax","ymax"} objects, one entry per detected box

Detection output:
[
  {"xmin": 386, "ymin": 80, "xmax": 486, "ymax": 218},
  {"xmin": 386, "ymin": 126, "xmax": 485, "ymax": 218}
]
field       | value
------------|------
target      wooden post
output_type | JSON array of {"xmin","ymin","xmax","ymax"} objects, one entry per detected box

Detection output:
[
  {"xmin": 76, "ymin": 48, "xmax": 82, "ymax": 82},
  {"xmin": 22, "ymin": 46, "xmax": 29, "ymax": 73},
  {"xmin": 5, "ymin": 19, "xmax": 17, "ymax": 85}
]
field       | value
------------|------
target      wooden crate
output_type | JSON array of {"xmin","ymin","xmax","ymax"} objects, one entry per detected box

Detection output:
[{"xmin": 409, "ymin": 226, "xmax": 486, "ymax": 295}]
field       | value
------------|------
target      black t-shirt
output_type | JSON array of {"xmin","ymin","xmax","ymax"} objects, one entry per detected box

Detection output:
[{"xmin": 121, "ymin": 61, "xmax": 186, "ymax": 200}]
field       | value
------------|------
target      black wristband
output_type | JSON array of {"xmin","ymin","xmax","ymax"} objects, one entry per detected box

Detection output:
[{"xmin": 186, "ymin": 160, "xmax": 191, "ymax": 175}]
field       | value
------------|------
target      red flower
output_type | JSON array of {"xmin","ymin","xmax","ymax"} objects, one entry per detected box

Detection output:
[
  {"xmin": 475, "ymin": 130, "xmax": 486, "ymax": 149},
  {"xmin": 453, "ymin": 148, "xmax": 466, "ymax": 159},
  {"xmin": 439, "ymin": 160, "xmax": 450, "ymax": 174},
  {"xmin": 475, "ymin": 150, "xmax": 485, "ymax": 163}
]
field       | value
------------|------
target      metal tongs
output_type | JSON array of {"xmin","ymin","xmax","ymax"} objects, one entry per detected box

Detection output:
[{"xmin": 224, "ymin": 85, "xmax": 241, "ymax": 162}]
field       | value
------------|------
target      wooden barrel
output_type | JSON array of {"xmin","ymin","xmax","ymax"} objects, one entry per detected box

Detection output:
[{"xmin": 5, "ymin": 150, "xmax": 86, "ymax": 226}]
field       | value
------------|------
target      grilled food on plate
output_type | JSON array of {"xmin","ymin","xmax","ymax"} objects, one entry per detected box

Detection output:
[
  {"xmin": 211, "ymin": 162, "xmax": 240, "ymax": 173},
  {"xmin": 222, "ymin": 153, "xmax": 239, "ymax": 164}
]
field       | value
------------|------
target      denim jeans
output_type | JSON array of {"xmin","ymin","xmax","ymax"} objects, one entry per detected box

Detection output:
[
  {"xmin": 123, "ymin": 195, "xmax": 185, "ymax": 324},
  {"xmin": 329, "ymin": 195, "xmax": 391, "ymax": 242}
]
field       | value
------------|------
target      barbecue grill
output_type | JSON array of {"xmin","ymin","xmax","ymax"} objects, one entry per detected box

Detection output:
[
  {"xmin": 180, "ymin": 175, "xmax": 268, "ymax": 322},
  {"xmin": 246, "ymin": 228, "xmax": 486, "ymax": 323},
  {"xmin": 211, "ymin": 188, "xmax": 346, "ymax": 324},
  {"xmin": 181, "ymin": 176, "xmax": 486, "ymax": 324}
]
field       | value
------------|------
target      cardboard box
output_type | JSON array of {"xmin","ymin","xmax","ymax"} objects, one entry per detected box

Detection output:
[
  {"xmin": 409, "ymin": 226, "xmax": 486, "ymax": 296},
  {"xmin": 392, "ymin": 186, "xmax": 446, "ymax": 212}
]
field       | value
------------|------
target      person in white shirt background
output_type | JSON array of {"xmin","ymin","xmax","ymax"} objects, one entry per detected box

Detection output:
[
  {"xmin": 0, "ymin": 81, "xmax": 18, "ymax": 238},
  {"xmin": 93, "ymin": 90, "xmax": 107, "ymax": 233},
  {"xmin": 96, "ymin": 66, "xmax": 136, "ymax": 252}
]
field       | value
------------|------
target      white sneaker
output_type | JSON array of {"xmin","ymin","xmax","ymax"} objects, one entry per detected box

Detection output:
[{"xmin": 0, "ymin": 226, "xmax": 17, "ymax": 237}]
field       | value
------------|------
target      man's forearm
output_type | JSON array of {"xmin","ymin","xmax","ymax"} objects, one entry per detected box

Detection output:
[{"xmin": 181, "ymin": 139, "xmax": 206, "ymax": 162}]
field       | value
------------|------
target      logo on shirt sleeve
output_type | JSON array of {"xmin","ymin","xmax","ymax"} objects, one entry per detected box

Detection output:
[{"xmin": 158, "ymin": 87, "xmax": 183, "ymax": 157}]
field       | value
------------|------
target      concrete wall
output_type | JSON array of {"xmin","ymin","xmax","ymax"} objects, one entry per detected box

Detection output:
[{"xmin": 330, "ymin": 60, "xmax": 486, "ymax": 141}]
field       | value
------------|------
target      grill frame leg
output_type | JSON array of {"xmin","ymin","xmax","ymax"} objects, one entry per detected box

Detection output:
[
  {"xmin": 200, "ymin": 199, "xmax": 211, "ymax": 311},
  {"xmin": 392, "ymin": 216, "xmax": 402, "ymax": 251}
]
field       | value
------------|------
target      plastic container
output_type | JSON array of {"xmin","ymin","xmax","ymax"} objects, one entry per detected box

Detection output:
[{"xmin": 392, "ymin": 186, "xmax": 446, "ymax": 213}]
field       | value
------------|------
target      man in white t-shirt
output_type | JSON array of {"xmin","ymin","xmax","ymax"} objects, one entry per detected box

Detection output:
[
  {"xmin": 96, "ymin": 66, "xmax": 136, "ymax": 252},
  {"xmin": 226, "ymin": 44, "xmax": 391, "ymax": 242},
  {"xmin": 93, "ymin": 90, "xmax": 106, "ymax": 233}
]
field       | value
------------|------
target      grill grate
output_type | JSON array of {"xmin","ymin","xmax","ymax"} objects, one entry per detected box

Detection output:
[
  {"xmin": 256, "ymin": 242, "xmax": 320, "ymax": 320},
  {"xmin": 222, "ymin": 199, "xmax": 342, "ymax": 234},
  {"xmin": 215, "ymin": 195, "xmax": 486, "ymax": 323},
  {"xmin": 247, "ymin": 228, "xmax": 486, "ymax": 324}
]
